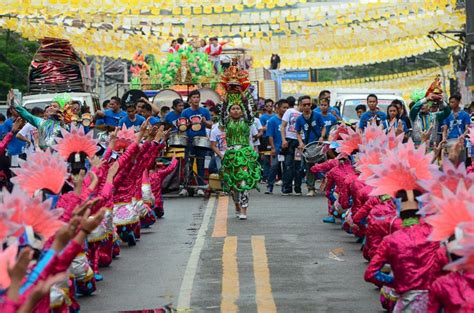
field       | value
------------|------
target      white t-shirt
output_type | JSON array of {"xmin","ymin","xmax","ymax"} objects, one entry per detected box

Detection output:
[
  {"xmin": 18, "ymin": 123, "xmax": 38, "ymax": 155},
  {"xmin": 251, "ymin": 117, "xmax": 263, "ymax": 147},
  {"xmin": 210, "ymin": 125, "xmax": 227, "ymax": 156},
  {"xmin": 282, "ymin": 108, "xmax": 302, "ymax": 140}
]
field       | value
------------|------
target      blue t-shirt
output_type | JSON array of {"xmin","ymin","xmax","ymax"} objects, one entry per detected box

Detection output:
[
  {"xmin": 7, "ymin": 136, "xmax": 26, "ymax": 156},
  {"xmin": 295, "ymin": 112, "xmax": 325, "ymax": 144},
  {"xmin": 102, "ymin": 109, "xmax": 127, "ymax": 127},
  {"xmin": 180, "ymin": 107, "xmax": 211, "ymax": 138},
  {"xmin": 314, "ymin": 106, "xmax": 340, "ymax": 118},
  {"xmin": 320, "ymin": 113, "xmax": 338, "ymax": 138},
  {"xmin": 148, "ymin": 116, "xmax": 161, "ymax": 126},
  {"xmin": 259, "ymin": 113, "xmax": 276, "ymax": 136},
  {"xmin": 0, "ymin": 118, "xmax": 13, "ymax": 139},
  {"xmin": 266, "ymin": 116, "xmax": 283, "ymax": 153},
  {"xmin": 383, "ymin": 119, "xmax": 408, "ymax": 134},
  {"xmin": 443, "ymin": 111, "xmax": 471, "ymax": 139},
  {"xmin": 119, "ymin": 114, "xmax": 146, "ymax": 129},
  {"xmin": 164, "ymin": 111, "xmax": 181, "ymax": 130},
  {"xmin": 359, "ymin": 111, "xmax": 387, "ymax": 129}
]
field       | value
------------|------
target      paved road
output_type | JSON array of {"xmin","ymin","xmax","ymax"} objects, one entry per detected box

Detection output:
[{"xmin": 80, "ymin": 189, "xmax": 381, "ymax": 312}]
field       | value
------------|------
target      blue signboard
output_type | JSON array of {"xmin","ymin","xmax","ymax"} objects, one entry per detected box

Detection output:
[{"xmin": 282, "ymin": 71, "xmax": 310, "ymax": 81}]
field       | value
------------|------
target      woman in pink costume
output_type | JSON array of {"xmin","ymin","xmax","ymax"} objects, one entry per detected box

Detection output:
[
  {"xmin": 364, "ymin": 140, "xmax": 448, "ymax": 312},
  {"xmin": 149, "ymin": 157, "xmax": 178, "ymax": 219},
  {"xmin": 423, "ymin": 174, "xmax": 474, "ymax": 312}
]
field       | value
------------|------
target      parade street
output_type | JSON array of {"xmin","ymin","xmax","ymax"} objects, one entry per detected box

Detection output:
[{"xmin": 81, "ymin": 190, "xmax": 381, "ymax": 313}]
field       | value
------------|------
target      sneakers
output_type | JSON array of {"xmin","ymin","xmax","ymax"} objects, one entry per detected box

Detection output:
[
  {"xmin": 264, "ymin": 187, "xmax": 273, "ymax": 194},
  {"xmin": 178, "ymin": 189, "xmax": 188, "ymax": 197},
  {"xmin": 294, "ymin": 192, "xmax": 302, "ymax": 196},
  {"xmin": 94, "ymin": 273, "xmax": 103, "ymax": 282},
  {"xmin": 275, "ymin": 180, "xmax": 283, "ymax": 186},
  {"xmin": 127, "ymin": 231, "xmax": 136, "ymax": 246},
  {"xmin": 235, "ymin": 210, "xmax": 241, "ymax": 218},
  {"xmin": 322, "ymin": 216, "xmax": 336, "ymax": 223},
  {"xmin": 306, "ymin": 190, "xmax": 316, "ymax": 197},
  {"xmin": 196, "ymin": 189, "xmax": 205, "ymax": 197},
  {"xmin": 239, "ymin": 214, "xmax": 247, "ymax": 220},
  {"xmin": 281, "ymin": 192, "xmax": 291, "ymax": 196}
]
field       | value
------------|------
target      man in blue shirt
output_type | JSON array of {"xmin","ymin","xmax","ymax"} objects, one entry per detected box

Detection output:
[
  {"xmin": 442, "ymin": 93, "xmax": 471, "ymax": 140},
  {"xmin": 95, "ymin": 96, "xmax": 127, "ymax": 129},
  {"xmin": 313, "ymin": 90, "xmax": 341, "ymax": 119},
  {"xmin": 180, "ymin": 90, "xmax": 212, "ymax": 195},
  {"xmin": 138, "ymin": 102, "xmax": 160, "ymax": 126},
  {"xmin": 358, "ymin": 94, "xmax": 387, "ymax": 130},
  {"xmin": 259, "ymin": 98, "xmax": 275, "ymax": 182},
  {"xmin": 295, "ymin": 97, "xmax": 325, "ymax": 196},
  {"xmin": 265, "ymin": 99, "xmax": 289, "ymax": 194},
  {"xmin": 317, "ymin": 98, "xmax": 338, "ymax": 139},
  {"xmin": 119, "ymin": 103, "xmax": 146, "ymax": 130},
  {"xmin": 165, "ymin": 99, "xmax": 185, "ymax": 131}
]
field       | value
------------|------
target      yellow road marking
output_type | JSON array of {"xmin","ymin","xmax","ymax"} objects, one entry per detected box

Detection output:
[
  {"xmin": 252, "ymin": 236, "xmax": 277, "ymax": 313},
  {"xmin": 221, "ymin": 236, "xmax": 239, "ymax": 313},
  {"xmin": 212, "ymin": 195, "xmax": 229, "ymax": 237}
]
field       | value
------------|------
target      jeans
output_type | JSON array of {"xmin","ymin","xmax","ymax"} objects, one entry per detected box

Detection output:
[
  {"xmin": 186, "ymin": 144, "xmax": 208, "ymax": 185},
  {"xmin": 208, "ymin": 155, "xmax": 222, "ymax": 174},
  {"xmin": 266, "ymin": 155, "xmax": 280, "ymax": 191},
  {"xmin": 302, "ymin": 159, "xmax": 316, "ymax": 191},
  {"xmin": 261, "ymin": 155, "xmax": 271, "ymax": 181},
  {"xmin": 282, "ymin": 139, "xmax": 302, "ymax": 193}
]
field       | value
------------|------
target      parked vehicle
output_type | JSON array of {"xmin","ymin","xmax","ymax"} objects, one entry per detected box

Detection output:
[{"xmin": 22, "ymin": 92, "xmax": 100, "ymax": 114}]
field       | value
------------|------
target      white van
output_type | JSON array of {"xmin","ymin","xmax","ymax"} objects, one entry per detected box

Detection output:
[
  {"xmin": 331, "ymin": 89, "xmax": 407, "ymax": 124},
  {"xmin": 22, "ymin": 92, "xmax": 101, "ymax": 114}
]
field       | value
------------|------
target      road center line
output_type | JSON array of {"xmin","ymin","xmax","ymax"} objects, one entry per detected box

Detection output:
[
  {"xmin": 252, "ymin": 236, "xmax": 277, "ymax": 313},
  {"xmin": 212, "ymin": 195, "xmax": 229, "ymax": 237},
  {"xmin": 176, "ymin": 196, "xmax": 216, "ymax": 312},
  {"xmin": 221, "ymin": 236, "xmax": 239, "ymax": 313}
]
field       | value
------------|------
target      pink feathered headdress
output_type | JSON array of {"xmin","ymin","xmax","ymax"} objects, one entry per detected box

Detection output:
[
  {"xmin": 426, "ymin": 183, "xmax": 474, "ymax": 242},
  {"xmin": 419, "ymin": 159, "xmax": 474, "ymax": 215},
  {"xmin": 363, "ymin": 123, "xmax": 385, "ymax": 144},
  {"xmin": 366, "ymin": 141, "xmax": 434, "ymax": 197},
  {"xmin": 356, "ymin": 140, "xmax": 387, "ymax": 182},
  {"xmin": 11, "ymin": 149, "xmax": 68, "ymax": 196},
  {"xmin": 336, "ymin": 127, "xmax": 362, "ymax": 156},
  {"xmin": 115, "ymin": 125, "xmax": 136, "ymax": 151},
  {"xmin": 2, "ymin": 188, "xmax": 64, "ymax": 240},
  {"xmin": 54, "ymin": 125, "xmax": 98, "ymax": 159}
]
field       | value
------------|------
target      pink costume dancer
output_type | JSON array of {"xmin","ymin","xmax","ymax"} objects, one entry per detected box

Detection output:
[
  {"xmin": 110, "ymin": 126, "xmax": 141, "ymax": 246},
  {"xmin": 149, "ymin": 157, "xmax": 178, "ymax": 219},
  {"xmin": 139, "ymin": 170, "xmax": 157, "ymax": 227},
  {"xmin": 130, "ymin": 142, "xmax": 166, "ymax": 228},
  {"xmin": 364, "ymin": 140, "xmax": 448, "ymax": 313},
  {"xmin": 0, "ymin": 187, "xmax": 73, "ymax": 313},
  {"xmin": 424, "ymin": 178, "xmax": 474, "ymax": 313}
]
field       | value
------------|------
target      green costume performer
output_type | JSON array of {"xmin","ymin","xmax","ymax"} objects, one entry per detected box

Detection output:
[
  {"xmin": 219, "ymin": 65, "xmax": 261, "ymax": 215},
  {"xmin": 15, "ymin": 105, "xmax": 64, "ymax": 150}
]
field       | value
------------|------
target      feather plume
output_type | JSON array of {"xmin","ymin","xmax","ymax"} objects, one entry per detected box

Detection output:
[
  {"xmin": 395, "ymin": 139, "xmax": 435, "ymax": 181},
  {"xmin": 11, "ymin": 149, "xmax": 68, "ymax": 196},
  {"xmin": 363, "ymin": 123, "xmax": 385, "ymax": 143},
  {"xmin": 367, "ymin": 159, "xmax": 419, "ymax": 197},
  {"xmin": 0, "ymin": 208, "xmax": 17, "ymax": 244},
  {"xmin": 336, "ymin": 127, "xmax": 362, "ymax": 156},
  {"xmin": 1, "ymin": 188, "xmax": 64, "ymax": 240},
  {"xmin": 426, "ymin": 184, "xmax": 474, "ymax": 241},
  {"xmin": 356, "ymin": 140, "xmax": 387, "ymax": 181},
  {"xmin": 54, "ymin": 126, "xmax": 98, "ymax": 159},
  {"xmin": 115, "ymin": 125, "xmax": 136, "ymax": 151},
  {"xmin": 0, "ymin": 244, "xmax": 18, "ymax": 289}
]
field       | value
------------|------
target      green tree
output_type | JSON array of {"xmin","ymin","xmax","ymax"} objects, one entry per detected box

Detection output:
[{"xmin": 0, "ymin": 30, "xmax": 39, "ymax": 102}]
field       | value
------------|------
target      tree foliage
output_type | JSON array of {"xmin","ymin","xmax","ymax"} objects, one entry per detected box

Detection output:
[{"xmin": 0, "ymin": 30, "xmax": 39, "ymax": 101}]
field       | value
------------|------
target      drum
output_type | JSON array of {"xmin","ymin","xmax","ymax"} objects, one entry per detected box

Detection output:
[
  {"xmin": 121, "ymin": 89, "xmax": 148, "ymax": 109},
  {"xmin": 177, "ymin": 117, "xmax": 189, "ymax": 132},
  {"xmin": 168, "ymin": 133, "xmax": 188, "ymax": 147},
  {"xmin": 189, "ymin": 115, "xmax": 203, "ymax": 132},
  {"xmin": 302, "ymin": 141, "xmax": 327, "ymax": 163},
  {"xmin": 198, "ymin": 87, "xmax": 221, "ymax": 106},
  {"xmin": 192, "ymin": 136, "xmax": 211, "ymax": 149},
  {"xmin": 152, "ymin": 89, "xmax": 182, "ymax": 112}
]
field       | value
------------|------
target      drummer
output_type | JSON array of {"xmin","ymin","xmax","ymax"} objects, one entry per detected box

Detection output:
[
  {"xmin": 164, "ymin": 99, "xmax": 185, "ymax": 131},
  {"xmin": 141, "ymin": 102, "xmax": 160, "ymax": 126},
  {"xmin": 295, "ymin": 96, "xmax": 326, "ymax": 197},
  {"xmin": 94, "ymin": 96, "xmax": 127, "ymax": 130},
  {"xmin": 181, "ymin": 90, "xmax": 212, "ymax": 194}
]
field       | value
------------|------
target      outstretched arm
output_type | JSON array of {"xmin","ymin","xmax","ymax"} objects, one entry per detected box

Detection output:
[{"xmin": 14, "ymin": 105, "xmax": 43, "ymax": 128}]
